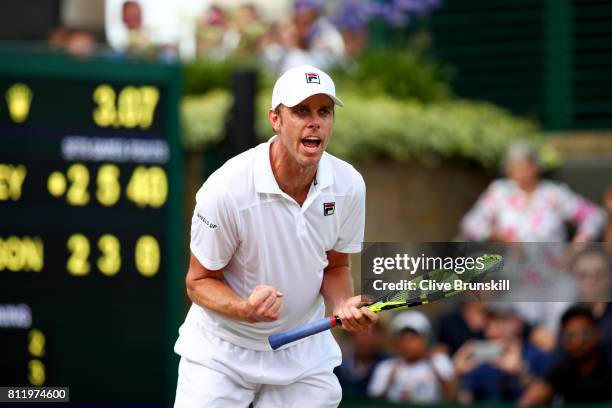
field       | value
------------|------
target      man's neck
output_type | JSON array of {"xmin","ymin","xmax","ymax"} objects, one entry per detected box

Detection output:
[{"xmin": 269, "ymin": 140, "xmax": 317, "ymax": 206}]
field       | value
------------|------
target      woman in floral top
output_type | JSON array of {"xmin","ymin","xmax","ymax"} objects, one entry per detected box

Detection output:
[{"xmin": 461, "ymin": 143, "xmax": 605, "ymax": 243}]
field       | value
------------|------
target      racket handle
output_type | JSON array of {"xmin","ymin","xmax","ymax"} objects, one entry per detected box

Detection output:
[{"xmin": 268, "ymin": 316, "xmax": 339, "ymax": 350}]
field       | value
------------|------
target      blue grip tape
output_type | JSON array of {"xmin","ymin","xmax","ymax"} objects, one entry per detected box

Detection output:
[{"xmin": 268, "ymin": 317, "xmax": 334, "ymax": 350}]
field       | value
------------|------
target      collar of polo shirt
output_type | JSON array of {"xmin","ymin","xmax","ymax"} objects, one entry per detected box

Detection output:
[{"xmin": 254, "ymin": 136, "xmax": 333, "ymax": 194}]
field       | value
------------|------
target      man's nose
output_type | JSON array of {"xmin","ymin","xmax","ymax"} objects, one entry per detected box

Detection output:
[{"xmin": 308, "ymin": 113, "xmax": 321, "ymax": 128}]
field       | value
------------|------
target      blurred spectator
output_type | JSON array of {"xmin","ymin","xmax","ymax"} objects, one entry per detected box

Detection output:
[
  {"xmin": 334, "ymin": 324, "xmax": 388, "ymax": 397},
  {"xmin": 48, "ymin": 27, "xmax": 71, "ymax": 49},
  {"xmin": 123, "ymin": 1, "xmax": 142, "ymax": 30},
  {"xmin": 47, "ymin": 27, "xmax": 96, "ymax": 56},
  {"xmin": 453, "ymin": 303, "xmax": 552, "ymax": 404},
  {"xmin": 519, "ymin": 306, "xmax": 612, "ymax": 406},
  {"xmin": 231, "ymin": 4, "xmax": 268, "ymax": 60},
  {"xmin": 461, "ymin": 142, "xmax": 605, "ymax": 243},
  {"xmin": 106, "ymin": 0, "xmax": 181, "ymax": 59},
  {"xmin": 603, "ymin": 183, "xmax": 612, "ymax": 242},
  {"xmin": 438, "ymin": 302, "xmax": 486, "ymax": 356},
  {"xmin": 122, "ymin": 0, "xmax": 154, "ymax": 55},
  {"xmin": 65, "ymin": 31, "xmax": 96, "ymax": 55},
  {"xmin": 196, "ymin": 5, "xmax": 237, "ymax": 60},
  {"xmin": 367, "ymin": 311, "xmax": 456, "ymax": 404},
  {"xmin": 571, "ymin": 248, "xmax": 612, "ymax": 346},
  {"xmin": 276, "ymin": 0, "xmax": 347, "ymax": 74}
]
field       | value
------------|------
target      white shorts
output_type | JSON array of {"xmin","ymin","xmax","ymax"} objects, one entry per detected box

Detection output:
[{"xmin": 174, "ymin": 327, "xmax": 342, "ymax": 408}]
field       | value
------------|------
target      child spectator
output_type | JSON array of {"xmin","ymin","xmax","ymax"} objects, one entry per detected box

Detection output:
[{"xmin": 367, "ymin": 311, "xmax": 456, "ymax": 404}]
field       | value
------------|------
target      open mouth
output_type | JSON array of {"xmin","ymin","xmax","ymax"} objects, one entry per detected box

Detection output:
[{"xmin": 301, "ymin": 137, "xmax": 322, "ymax": 152}]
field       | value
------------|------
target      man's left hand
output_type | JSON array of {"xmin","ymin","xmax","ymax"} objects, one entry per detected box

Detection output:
[{"xmin": 333, "ymin": 295, "xmax": 378, "ymax": 332}]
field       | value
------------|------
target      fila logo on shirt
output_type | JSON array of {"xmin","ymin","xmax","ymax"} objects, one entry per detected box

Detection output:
[
  {"xmin": 305, "ymin": 73, "xmax": 320, "ymax": 84},
  {"xmin": 323, "ymin": 202, "xmax": 335, "ymax": 216}
]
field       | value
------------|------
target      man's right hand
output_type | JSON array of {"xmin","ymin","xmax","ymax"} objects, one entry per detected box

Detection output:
[{"xmin": 241, "ymin": 285, "xmax": 283, "ymax": 323}]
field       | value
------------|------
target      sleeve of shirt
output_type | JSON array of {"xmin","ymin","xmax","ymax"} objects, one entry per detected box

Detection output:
[
  {"xmin": 333, "ymin": 171, "xmax": 366, "ymax": 253},
  {"xmin": 190, "ymin": 180, "xmax": 240, "ymax": 270},
  {"xmin": 431, "ymin": 353, "xmax": 455, "ymax": 381},
  {"xmin": 460, "ymin": 181, "xmax": 501, "ymax": 241},
  {"xmin": 367, "ymin": 359, "xmax": 393, "ymax": 398},
  {"xmin": 555, "ymin": 183, "xmax": 606, "ymax": 241}
]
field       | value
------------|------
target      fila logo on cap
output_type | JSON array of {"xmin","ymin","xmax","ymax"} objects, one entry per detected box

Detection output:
[
  {"xmin": 305, "ymin": 73, "xmax": 320, "ymax": 84},
  {"xmin": 323, "ymin": 202, "xmax": 335, "ymax": 216}
]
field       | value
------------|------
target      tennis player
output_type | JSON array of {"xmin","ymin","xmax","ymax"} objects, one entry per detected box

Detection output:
[{"xmin": 174, "ymin": 65, "xmax": 378, "ymax": 407}]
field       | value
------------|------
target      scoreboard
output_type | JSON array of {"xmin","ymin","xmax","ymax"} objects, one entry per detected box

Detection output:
[{"xmin": 0, "ymin": 50, "xmax": 184, "ymax": 404}]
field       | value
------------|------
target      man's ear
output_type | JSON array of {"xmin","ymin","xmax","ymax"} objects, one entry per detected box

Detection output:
[{"xmin": 268, "ymin": 107, "xmax": 282, "ymax": 134}]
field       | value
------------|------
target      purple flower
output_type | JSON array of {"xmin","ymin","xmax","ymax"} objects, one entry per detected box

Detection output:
[
  {"xmin": 394, "ymin": 0, "xmax": 427, "ymax": 12},
  {"xmin": 295, "ymin": 0, "xmax": 324, "ymax": 13},
  {"xmin": 331, "ymin": 0, "xmax": 442, "ymax": 29},
  {"xmin": 365, "ymin": 1, "xmax": 389, "ymax": 18},
  {"xmin": 384, "ymin": 6, "xmax": 409, "ymax": 26},
  {"xmin": 333, "ymin": 0, "xmax": 369, "ymax": 31}
]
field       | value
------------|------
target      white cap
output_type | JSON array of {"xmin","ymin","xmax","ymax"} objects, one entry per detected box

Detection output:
[
  {"xmin": 271, "ymin": 64, "xmax": 343, "ymax": 109},
  {"xmin": 390, "ymin": 311, "xmax": 431, "ymax": 336}
]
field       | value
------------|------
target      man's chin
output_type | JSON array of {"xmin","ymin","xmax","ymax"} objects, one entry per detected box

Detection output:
[{"xmin": 297, "ymin": 154, "xmax": 323, "ymax": 168}]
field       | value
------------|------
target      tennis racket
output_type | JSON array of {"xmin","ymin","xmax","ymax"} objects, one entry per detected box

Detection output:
[{"xmin": 268, "ymin": 253, "xmax": 503, "ymax": 350}]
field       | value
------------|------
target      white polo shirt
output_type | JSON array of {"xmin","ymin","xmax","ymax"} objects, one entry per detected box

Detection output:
[{"xmin": 175, "ymin": 136, "xmax": 366, "ymax": 352}]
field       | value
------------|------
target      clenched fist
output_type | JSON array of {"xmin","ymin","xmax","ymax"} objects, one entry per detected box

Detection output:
[{"xmin": 241, "ymin": 285, "xmax": 283, "ymax": 323}]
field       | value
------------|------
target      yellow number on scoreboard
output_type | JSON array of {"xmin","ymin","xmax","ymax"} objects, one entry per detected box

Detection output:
[
  {"xmin": 67, "ymin": 234, "xmax": 90, "ymax": 276},
  {"xmin": 97, "ymin": 234, "xmax": 121, "ymax": 276},
  {"xmin": 126, "ymin": 166, "xmax": 147, "ymax": 207},
  {"xmin": 117, "ymin": 86, "xmax": 140, "ymax": 128},
  {"xmin": 92, "ymin": 84, "xmax": 117, "ymax": 127},
  {"xmin": 28, "ymin": 359, "xmax": 46, "ymax": 386},
  {"xmin": 28, "ymin": 329, "xmax": 46, "ymax": 357},
  {"xmin": 96, "ymin": 164, "xmax": 121, "ymax": 206},
  {"xmin": 127, "ymin": 166, "xmax": 168, "ymax": 208},
  {"xmin": 135, "ymin": 235, "xmax": 160, "ymax": 277},
  {"xmin": 92, "ymin": 84, "xmax": 159, "ymax": 129},
  {"xmin": 139, "ymin": 86, "xmax": 160, "ymax": 128},
  {"xmin": 148, "ymin": 166, "xmax": 168, "ymax": 208},
  {"xmin": 66, "ymin": 163, "xmax": 90, "ymax": 206}
]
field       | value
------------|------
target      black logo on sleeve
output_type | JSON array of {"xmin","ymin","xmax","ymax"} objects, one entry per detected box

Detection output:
[
  {"xmin": 197, "ymin": 212, "xmax": 218, "ymax": 229},
  {"xmin": 323, "ymin": 202, "xmax": 335, "ymax": 216}
]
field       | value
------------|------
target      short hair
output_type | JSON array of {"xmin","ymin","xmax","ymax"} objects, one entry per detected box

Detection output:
[
  {"xmin": 123, "ymin": 0, "xmax": 139, "ymax": 10},
  {"xmin": 502, "ymin": 142, "xmax": 541, "ymax": 173},
  {"xmin": 560, "ymin": 305, "xmax": 597, "ymax": 329}
]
